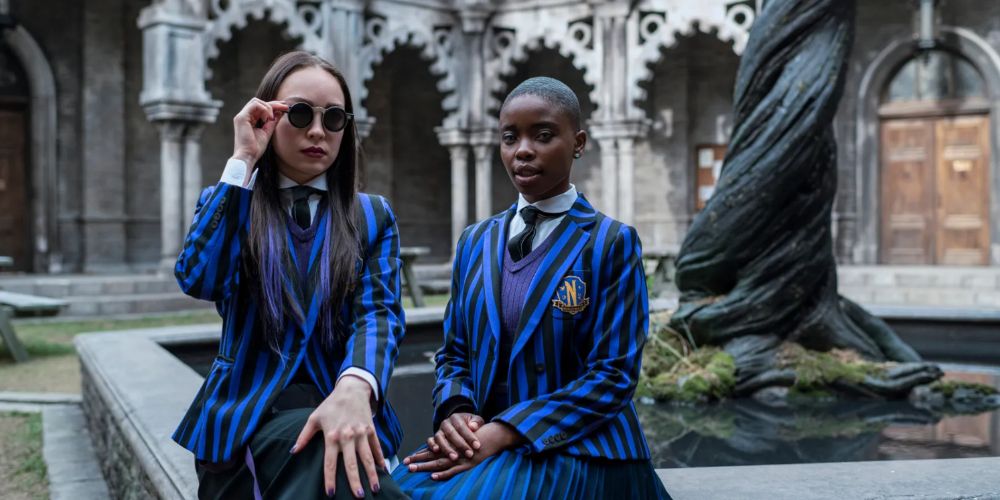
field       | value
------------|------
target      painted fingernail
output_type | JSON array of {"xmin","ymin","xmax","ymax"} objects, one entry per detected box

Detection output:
[
  {"xmin": 289, "ymin": 444, "xmax": 297, "ymax": 453},
  {"xmin": 326, "ymin": 487, "xmax": 334, "ymax": 497},
  {"xmin": 373, "ymin": 483, "xmax": 381, "ymax": 494},
  {"xmin": 357, "ymin": 488, "xmax": 365, "ymax": 497}
]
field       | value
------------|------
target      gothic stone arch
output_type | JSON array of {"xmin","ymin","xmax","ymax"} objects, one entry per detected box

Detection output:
[
  {"xmin": 3, "ymin": 25, "xmax": 59, "ymax": 272},
  {"xmin": 854, "ymin": 26, "xmax": 1000, "ymax": 265}
]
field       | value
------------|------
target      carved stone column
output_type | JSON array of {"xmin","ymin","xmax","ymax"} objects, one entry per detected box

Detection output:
[
  {"xmin": 470, "ymin": 129, "xmax": 496, "ymax": 220},
  {"xmin": 617, "ymin": 136, "xmax": 636, "ymax": 224},
  {"xmin": 437, "ymin": 127, "xmax": 471, "ymax": 250},
  {"xmin": 182, "ymin": 124, "xmax": 206, "ymax": 232},
  {"xmin": 156, "ymin": 122, "xmax": 185, "ymax": 271},
  {"xmin": 139, "ymin": 3, "xmax": 221, "ymax": 273},
  {"xmin": 589, "ymin": 120, "xmax": 647, "ymax": 221},
  {"xmin": 593, "ymin": 135, "xmax": 618, "ymax": 216},
  {"xmin": 318, "ymin": 0, "xmax": 369, "ymax": 126}
]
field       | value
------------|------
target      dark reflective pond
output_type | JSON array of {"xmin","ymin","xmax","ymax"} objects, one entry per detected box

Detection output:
[
  {"xmin": 640, "ymin": 365, "xmax": 1000, "ymax": 468},
  {"xmin": 168, "ymin": 342, "xmax": 1000, "ymax": 466}
]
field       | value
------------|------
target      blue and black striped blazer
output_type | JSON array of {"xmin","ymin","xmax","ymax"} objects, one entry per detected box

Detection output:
[
  {"xmin": 434, "ymin": 194, "xmax": 652, "ymax": 460},
  {"xmin": 172, "ymin": 182, "xmax": 405, "ymax": 463}
]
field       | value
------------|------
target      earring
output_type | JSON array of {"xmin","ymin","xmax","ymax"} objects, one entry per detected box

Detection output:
[{"xmin": 573, "ymin": 152, "xmax": 582, "ymax": 159}]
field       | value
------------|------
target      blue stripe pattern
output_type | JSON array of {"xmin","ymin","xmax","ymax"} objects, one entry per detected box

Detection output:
[
  {"xmin": 172, "ymin": 183, "xmax": 405, "ymax": 463},
  {"xmin": 430, "ymin": 194, "xmax": 652, "ymax": 459}
]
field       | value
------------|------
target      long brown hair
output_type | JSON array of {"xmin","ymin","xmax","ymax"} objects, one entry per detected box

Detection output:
[{"xmin": 245, "ymin": 51, "xmax": 361, "ymax": 351}]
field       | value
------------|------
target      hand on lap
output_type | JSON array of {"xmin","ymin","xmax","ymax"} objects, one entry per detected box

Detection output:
[
  {"xmin": 404, "ymin": 422, "xmax": 525, "ymax": 481},
  {"xmin": 291, "ymin": 375, "xmax": 384, "ymax": 498},
  {"xmin": 427, "ymin": 412, "xmax": 484, "ymax": 461}
]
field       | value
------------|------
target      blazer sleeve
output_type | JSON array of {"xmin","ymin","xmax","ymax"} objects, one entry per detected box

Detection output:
[
  {"xmin": 174, "ymin": 183, "xmax": 253, "ymax": 302},
  {"xmin": 494, "ymin": 225, "xmax": 649, "ymax": 453},
  {"xmin": 431, "ymin": 226, "xmax": 478, "ymax": 428},
  {"xmin": 338, "ymin": 195, "xmax": 405, "ymax": 407}
]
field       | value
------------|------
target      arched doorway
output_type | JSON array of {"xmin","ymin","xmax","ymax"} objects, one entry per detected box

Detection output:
[
  {"xmin": 879, "ymin": 49, "xmax": 991, "ymax": 265},
  {"xmin": 0, "ymin": 43, "xmax": 31, "ymax": 271},
  {"xmin": 202, "ymin": 21, "xmax": 300, "ymax": 184},
  {"xmin": 636, "ymin": 32, "xmax": 740, "ymax": 248},
  {"xmin": 364, "ymin": 45, "xmax": 450, "ymax": 262}
]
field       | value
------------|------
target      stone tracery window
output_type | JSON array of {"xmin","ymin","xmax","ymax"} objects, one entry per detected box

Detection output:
[{"xmin": 883, "ymin": 49, "xmax": 986, "ymax": 104}]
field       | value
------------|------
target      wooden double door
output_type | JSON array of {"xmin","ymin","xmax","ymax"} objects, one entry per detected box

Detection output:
[
  {"xmin": 880, "ymin": 115, "xmax": 991, "ymax": 265},
  {"xmin": 0, "ymin": 108, "xmax": 30, "ymax": 271}
]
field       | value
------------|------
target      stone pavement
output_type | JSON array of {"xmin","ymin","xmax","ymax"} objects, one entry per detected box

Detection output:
[
  {"xmin": 43, "ymin": 404, "xmax": 111, "ymax": 500},
  {"xmin": 0, "ymin": 392, "xmax": 110, "ymax": 500}
]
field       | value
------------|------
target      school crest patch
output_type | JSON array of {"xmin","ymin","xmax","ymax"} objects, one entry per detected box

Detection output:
[{"xmin": 552, "ymin": 275, "xmax": 590, "ymax": 315}]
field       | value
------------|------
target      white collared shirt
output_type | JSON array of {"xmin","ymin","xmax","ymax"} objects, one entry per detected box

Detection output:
[
  {"xmin": 507, "ymin": 184, "xmax": 579, "ymax": 251},
  {"xmin": 220, "ymin": 158, "xmax": 327, "ymax": 224},
  {"xmin": 277, "ymin": 168, "xmax": 327, "ymax": 226},
  {"xmin": 218, "ymin": 158, "xmax": 378, "ymax": 401}
]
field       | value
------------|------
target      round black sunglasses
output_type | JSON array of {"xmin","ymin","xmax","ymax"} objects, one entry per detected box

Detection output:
[{"xmin": 286, "ymin": 102, "xmax": 353, "ymax": 132}]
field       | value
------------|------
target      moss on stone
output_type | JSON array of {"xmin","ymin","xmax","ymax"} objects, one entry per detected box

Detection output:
[
  {"xmin": 639, "ymin": 312, "xmax": 739, "ymax": 403},
  {"xmin": 928, "ymin": 380, "xmax": 999, "ymax": 398},
  {"xmin": 776, "ymin": 343, "xmax": 885, "ymax": 392}
]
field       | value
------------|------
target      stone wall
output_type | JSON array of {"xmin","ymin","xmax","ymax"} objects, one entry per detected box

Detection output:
[
  {"xmin": 76, "ymin": 327, "xmax": 211, "ymax": 500},
  {"xmin": 81, "ymin": 363, "xmax": 161, "ymax": 500},
  {"xmin": 10, "ymin": 0, "xmax": 85, "ymax": 270},
  {"xmin": 10, "ymin": 0, "xmax": 1000, "ymax": 271}
]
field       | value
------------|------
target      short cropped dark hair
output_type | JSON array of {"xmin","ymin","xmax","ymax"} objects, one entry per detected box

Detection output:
[{"xmin": 501, "ymin": 77, "xmax": 582, "ymax": 130}]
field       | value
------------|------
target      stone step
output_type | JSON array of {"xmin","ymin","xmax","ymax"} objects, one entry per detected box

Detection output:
[
  {"xmin": 0, "ymin": 274, "xmax": 179, "ymax": 298},
  {"xmin": 839, "ymin": 286, "xmax": 1000, "ymax": 309},
  {"xmin": 837, "ymin": 266, "xmax": 1000, "ymax": 289},
  {"xmin": 63, "ymin": 292, "xmax": 210, "ymax": 317}
]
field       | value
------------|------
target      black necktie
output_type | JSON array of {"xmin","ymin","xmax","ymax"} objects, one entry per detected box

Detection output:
[
  {"xmin": 289, "ymin": 186, "xmax": 322, "ymax": 229},
  {"xmin": 508, "ymin": 206, "xmax": 565, "ymax": 262}
]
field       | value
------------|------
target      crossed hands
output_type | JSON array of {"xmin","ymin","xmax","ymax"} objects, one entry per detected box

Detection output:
[{"xmin": 403, "ymin": 413, "xmax": 524, "ymax": 481}]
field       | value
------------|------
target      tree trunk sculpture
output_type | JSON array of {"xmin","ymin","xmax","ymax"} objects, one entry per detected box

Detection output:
[{"xmin": 667, "ymin": 0, "xmax": 943, "ymax": 397}]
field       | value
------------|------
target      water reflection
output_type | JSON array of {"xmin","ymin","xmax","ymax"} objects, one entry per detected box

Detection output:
[
  {"xmin": 170, "ymin": 341, "xmax": 1000, "ymax": 467},
  {"xmin": 640, "ymin": 370, "xmax": 1000, "ymax": 468}
]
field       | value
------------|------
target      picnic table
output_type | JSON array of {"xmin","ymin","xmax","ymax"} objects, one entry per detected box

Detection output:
[
  {"xmin": 0, "ymin": 256, "xmax": 67, "ymax": 362},
  {"xmin": 400, "ymin": 246, "xmax": 430, "ymax": 308},
  {"xmin": 643, "ymin": 244, "xmax": 680, "ymax": 297}
]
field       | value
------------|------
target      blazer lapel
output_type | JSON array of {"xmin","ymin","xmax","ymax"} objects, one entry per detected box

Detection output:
[
  {"xmin": 481, "ymin": 206, "xmax": 515, "ymax": 349},
  {"xmin": 509, "ymin": 195, "xmax": 597, "ymax": 363}
]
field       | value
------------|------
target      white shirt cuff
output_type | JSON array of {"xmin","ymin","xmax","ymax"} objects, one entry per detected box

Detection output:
[
  {"xmin": 220, "ymin": 158, "xmax": 257, "ymax": 189},
  {"xmin": 338, "ymin": 367, "xmax": 380, "ymax": 402}
]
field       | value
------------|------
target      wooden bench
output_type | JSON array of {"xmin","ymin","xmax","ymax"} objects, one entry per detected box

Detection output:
[
  {"xmin": 399, "ymin": 246, "xmax": 430, "ymax": 308},
  {"xmin": 0, "ymin": 290, "xmax": 67, "ymax": 363},
  {"xmin": 644, "ymin": 245, "xmax": 680, "ymax": 297}
]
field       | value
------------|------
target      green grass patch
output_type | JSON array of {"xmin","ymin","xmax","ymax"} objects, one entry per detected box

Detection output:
[
  {"xmin": 0, "ymin": 412, "xmax": 48, "ymax": 499},
  {"xmin": 2, "ymin": 309, "xmax": 222, "ymax": 360}
]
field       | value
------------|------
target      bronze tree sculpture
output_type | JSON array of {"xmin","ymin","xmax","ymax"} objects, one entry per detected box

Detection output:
[{"xmin": 666, "ymin": 0, "xmax": 945, "ymax": 398}]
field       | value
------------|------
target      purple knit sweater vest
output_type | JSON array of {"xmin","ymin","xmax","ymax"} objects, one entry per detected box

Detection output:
[{"xmin": 482, "ymin": 231, "xmax": 557, "ymax": 418}]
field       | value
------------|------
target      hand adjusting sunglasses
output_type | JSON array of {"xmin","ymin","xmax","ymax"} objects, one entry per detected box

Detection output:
[{"xmin": 286, "ymin": 102, "xmax": 353, "ymax": 132}]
